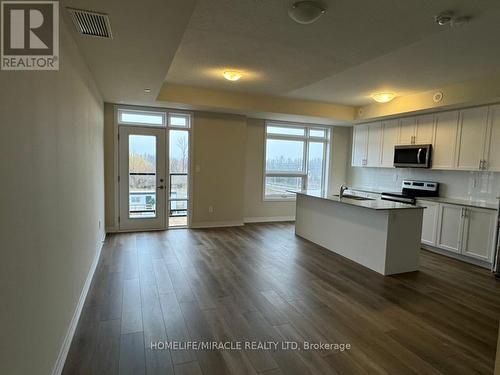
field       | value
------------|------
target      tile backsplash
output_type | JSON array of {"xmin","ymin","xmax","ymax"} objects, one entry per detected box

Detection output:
[{"xmin": 348, "ymin": 167, "xmax": 500, "ymax": 202}]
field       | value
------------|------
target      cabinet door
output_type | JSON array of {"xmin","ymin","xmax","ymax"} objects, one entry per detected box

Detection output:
[
  {"xmin": 414, "ymin": 114, "xmax": 434, "ymax": 144},
  {"xmin": 380, "ymin": 119, "xmax": 399, "ymax": 167},
  {"xmin": 484, "ymin": 104, "xmax": 500, "ymax": 171},
  {"xmin": 432, "ymin": 111, "xmax": 459, "ymax": 170},
  {"xmin": 366, "ymin": 122, "xmax": 383, "ymax": 167},
  {"xmin": 436, "ymin": 204, "xmax": 463, "ymax": 253},
  {"xmin": 455, "ymin": 106, "xmax": 488, "ymax": 170},
  {"xmin": 461, "ymin": 207, "xmax": 496, "ymax": 262},
  {"xmin": 419, "ymin": 200, "xmax": 439, "ymax": 246},
  {"xmin": 352, "ymin": 125, "xmax": 368, "ymax": 166},
  {"xmin": 398, "ymin": 117, "xmax": 416, "ymax": 144}
]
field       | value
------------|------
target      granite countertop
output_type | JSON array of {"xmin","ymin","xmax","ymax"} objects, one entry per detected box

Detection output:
[
  {"xmin": 288, "ymin": 190, "xmax": 423, "ymax": 211},
  {"xmin": 416, "ymin": 196, "xmax": 498, "ymax": 210},
  {"xmin": 349, "ymin": 187, "xmax": 499, "ymax": 211}
]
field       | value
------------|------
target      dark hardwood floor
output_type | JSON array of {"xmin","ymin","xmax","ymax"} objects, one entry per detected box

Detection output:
[{"xmin": 63, "ymin": 222, "xmax": 500, "ymax": 375}]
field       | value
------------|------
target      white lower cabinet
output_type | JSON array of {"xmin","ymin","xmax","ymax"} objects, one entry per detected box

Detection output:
[
  {"xmin": 461, "ymin": 207, "xmax": 497, "ymax": 262},
  {"xmin": 436, "ymin": 204, "xmax": 463, "ymax": 254},
  {"xmin": 418, "ymin": 200, "xmax": 439, "ymax": 246},
  {"xmin": 420, "ymin": 200, "xmax": 497, "ymax": 264}
]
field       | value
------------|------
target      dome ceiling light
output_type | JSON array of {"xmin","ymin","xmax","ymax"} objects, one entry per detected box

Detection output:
[
  {"xmin": 223, "ymin": 70, "xmax": 243, "ymax": 81},
  {"xmin": 371, "ymin": 92, "xmax": 396, "ymax": 103},
  {"xmin": 288, "ymin": 1, "xmax": 327, "ymax": 25}
]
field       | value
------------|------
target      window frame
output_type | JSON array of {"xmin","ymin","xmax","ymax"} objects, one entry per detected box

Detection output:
[
  {"xmin": 117, "ymin": 108, "xmax": 166, "ymax": 127},
  {"xmin": 168, "ymin": 112, "xmax": 191, "ymax": 128},
  {"xmin": 263, "ymin": 121, "xmax": 330, "ymax": 201}
]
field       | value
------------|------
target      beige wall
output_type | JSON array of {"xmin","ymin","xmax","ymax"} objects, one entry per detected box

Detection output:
[
  {"xmin": 191, "ymin": 112, "xmax": 247, "ymax": 226},
  {"xmin": 244, "ymin": 119, "xmax": 296, "ymax": 221},
  {"xmin": 103, "ymin": 111, "xmax": 351, "ymax": 228},
  {"xmin": 104, "ymin": 103, "xmax": 116, "ymax": 231},
  {"xmin": 0, "ymin": 19, "xmax": 104, "ymax": 375},
  {"xmin": 329, "ymin": 127, "xmax": 351, "ymax": 195}
]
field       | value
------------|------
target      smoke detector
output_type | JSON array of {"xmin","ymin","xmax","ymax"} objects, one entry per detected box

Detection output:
[
  {"xmin": 288, "ymin": 1, "xmax": 326, "ymax": 25},
  {"xmin": 434, "ymin": 12, "xmax": 470, "ymax": 27}
]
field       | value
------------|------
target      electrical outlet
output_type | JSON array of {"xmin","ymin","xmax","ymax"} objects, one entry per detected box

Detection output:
[{"xmin": 208, "ymin": 205, "xmax": 214, "ymax": 213}]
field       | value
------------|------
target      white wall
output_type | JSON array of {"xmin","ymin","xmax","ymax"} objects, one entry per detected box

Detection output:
[{"xmin": 0, "ymin": 18, "xmax": 104, "ymax": 375}]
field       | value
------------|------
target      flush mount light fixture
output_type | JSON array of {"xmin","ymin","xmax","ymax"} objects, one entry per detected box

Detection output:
[
  {"xmin": 288, "ymin": 1, "xmax": 326, "ymax": 25},
  {"xmin": 223, "ymin": 70, "xmax": 243, "ymax": 81},
  {"xmin": 371, "ymin": 92, "xmax": 396, "ymax": 103},
  {"xmin": 144, "ymin": 88, "xmax": 151, "ymax": 93}
]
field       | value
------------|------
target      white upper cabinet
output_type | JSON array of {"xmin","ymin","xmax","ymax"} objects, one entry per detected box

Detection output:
[
  {"xmin": 398, "ymin": 117, "xmax": 415, "ymax": 144},
  {"xmin": 351, "ymin": 124, "xmax": 368, "ymax": 166},
  {"xmin": 380, "ymin": 119, "xmax": 399, "ymax": 167},
  {"xmin": 414, "ymin": 114, "xmax": 435, "ymax": 144},
  {"xmin": 352, "ymin": 104, "xmax": 500, "ymax": 171},
  {"xmin": 432, "ymin": 110, "xmax": 459, "ymax": 170},
  {"xmin": 397, "ymin": 114, "xmax": 434, "ymax": 145},
  {"xmin": 483, "ymin": 104, "xmax": 500, "ymax": 171},
  {"xmin": 461, "ymin": 207, "xmax": 496, "ymax": 262},
  {"xmin": 366, "ymin": 122, "xmax": 383, "ymax": 167},
  {"xmin": 455, "ymin": 106, "xmax": 489, "ymax": 170}
]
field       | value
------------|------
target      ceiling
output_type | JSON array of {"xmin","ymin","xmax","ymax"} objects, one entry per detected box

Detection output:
[
  {"xmin": 165, "ymin": 0, "xmax": 500, "ymax": 105},
  {"xmin": 64, "ymin": 0, "xmax": 500, "ymax": 114},
  {"xmin": 61, "ymin": 0, "xmax": 197, "ymax": 105}
]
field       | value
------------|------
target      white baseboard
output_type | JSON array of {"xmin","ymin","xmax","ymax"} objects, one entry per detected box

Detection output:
[
  {"xmin": 51, "ymin": 232, "xmax": 106, "ymax": 375},
  {"xmin": 421, "ymin": 244, "xmax": 492, "ymax": 269},
  {"xmin": 191, "ymin": 220, "xmax": 244, "ymax": 228},
  {"xmin": 244, "ymin": 216, "xmax": 295, "ymax": 223}
]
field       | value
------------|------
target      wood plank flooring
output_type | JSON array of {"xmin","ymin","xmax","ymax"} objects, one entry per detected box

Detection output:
[{"xmin": 63, "ymin": 222, "xmax": 500, "ymax": 375}]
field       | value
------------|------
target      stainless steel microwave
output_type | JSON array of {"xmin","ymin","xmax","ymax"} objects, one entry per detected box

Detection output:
[{"xmin": 394, "ymin": 144, "xmax": 432, "ymax": 168}]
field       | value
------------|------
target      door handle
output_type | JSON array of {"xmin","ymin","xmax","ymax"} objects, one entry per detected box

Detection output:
[
  {"xmin": 417, "ymin": 148, "xmax": 422, "ymax": 164},
  {"xmin": 157, "ymin": 185, "xmax": 165, "ymax": 190}
]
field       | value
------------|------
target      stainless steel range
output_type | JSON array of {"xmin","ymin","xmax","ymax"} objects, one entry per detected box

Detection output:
[{"xmin": 381, "ymin": 180, "xmax": 439, "ymax": 205}]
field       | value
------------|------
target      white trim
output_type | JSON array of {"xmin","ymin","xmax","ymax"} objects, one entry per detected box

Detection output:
[
  {"xmin": 51, "ymin": 233, "xmax": 106, "ymax": 375},
  {"xmin": 244, "ymin": 216, "xmax": 295, "ymax": 223},
  {"xmin": 421, "ymin": 244, "xmax": 491, "ymax": 269},
  {"xmin": 191, "ymin": 220, "xmax": 244, "ymax": 228}
]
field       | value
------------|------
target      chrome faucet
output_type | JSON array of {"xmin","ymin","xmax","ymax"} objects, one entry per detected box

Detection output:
[{"xmin": 339, "ymin": 184, "xmax": 348, "ymax": 198}]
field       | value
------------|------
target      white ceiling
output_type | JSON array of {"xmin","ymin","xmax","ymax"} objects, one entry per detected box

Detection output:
[
  {"xmin": 165, "ymin": 0, "xmax": 500, "ymax": 105},
  {"xmin": 61, "ymin": 0, "xmax": 197, "ymax": 105},
  {"xmin": 65, "ymin": 0, "xmax": 500, "ymax": 108}
]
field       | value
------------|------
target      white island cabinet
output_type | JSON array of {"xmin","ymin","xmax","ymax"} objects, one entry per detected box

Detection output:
[{"xmin": 293, "ymin": 191, "xmax": 424, "ymax": 276}]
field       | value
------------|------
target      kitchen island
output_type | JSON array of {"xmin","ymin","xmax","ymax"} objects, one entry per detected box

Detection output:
[{"xmin": 292, "ymin": 190, "xmax": 425, "ymax": 275}]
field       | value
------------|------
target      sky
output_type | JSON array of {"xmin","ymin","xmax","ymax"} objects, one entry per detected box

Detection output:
[{"xmin": 129, "ymin": 130, "xmax": 188, "ymax": 160}]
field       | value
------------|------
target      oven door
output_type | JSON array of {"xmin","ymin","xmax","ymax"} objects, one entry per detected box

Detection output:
[{"xmin": 394, "ymin": 145, "xmax": 431, "ymax": 168}]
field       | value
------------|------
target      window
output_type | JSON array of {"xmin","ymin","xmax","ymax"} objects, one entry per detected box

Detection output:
[
  {"xmin": 264, "ymin": 122, "xmax": 330, "ymax": 200},
  {"xmin": 169, "ymin": 113, "xmax": 191, "ymax": 128},
  {"xmin": 118, "ymin": 109, "xmax": 165, "ymax": 126}
]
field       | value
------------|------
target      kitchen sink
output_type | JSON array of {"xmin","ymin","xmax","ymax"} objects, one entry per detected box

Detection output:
[{"xmin": 332, "ymin": 194, "xmax": 374, "ymax": 201}]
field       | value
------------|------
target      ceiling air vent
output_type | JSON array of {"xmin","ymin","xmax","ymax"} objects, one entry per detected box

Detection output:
[{"xmin": 67, "ymin": 8, "xmax": 113, "ymax": 39}]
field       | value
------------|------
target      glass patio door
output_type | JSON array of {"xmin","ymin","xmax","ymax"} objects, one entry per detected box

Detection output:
[
  {"xmin": 168, "ymin": 129, "xmax": 189, "ymax": 227},
  {"xmin": 119, "ymin": 126, "xmax": 167, "ymax": 231}
]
